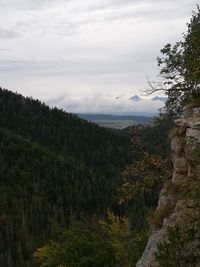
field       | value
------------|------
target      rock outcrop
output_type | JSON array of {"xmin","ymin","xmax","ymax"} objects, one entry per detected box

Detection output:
[{"xmin": 136, "ymin": 107, "xmax": 200, "ymax": 267}]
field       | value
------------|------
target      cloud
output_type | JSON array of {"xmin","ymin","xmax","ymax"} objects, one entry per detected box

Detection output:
[
  {"xmin": 0, "ymin": 48, "xmax": 155, "ymax": 78},
  {"xmin": 46, "ymin": 94, "xmax": 164, "ymax": 116},
  {"xmin": 0, "ymin": 27, "xmax": 19, "ymax": 39},
  {"xmin": 0, "ymin": 0, "xmax": 67, "ymax": 10},
  {"xmin": 0, "ymin": 0, "xmax": 196, "ymax": 39},
  {"xmin": 0, "ymin": 0, "xmax": 197, "ymax": 112},
  {"xmin": 0, "ymin": 48, "xmax": 11, "ymax": 51}
]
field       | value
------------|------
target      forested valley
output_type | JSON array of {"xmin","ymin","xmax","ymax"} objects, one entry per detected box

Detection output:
[
  {"xmin": 1, "ymin": 5, "xmax": 199, "ymax": 267},
  {"xmin": 0, "ymin": 88, "xmax": 170, "ymax": 267}
]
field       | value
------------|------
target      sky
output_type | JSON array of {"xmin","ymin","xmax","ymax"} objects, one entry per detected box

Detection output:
[{"xmin": 0, "ymin": 0, "xmax": 198, "ymax": 115}]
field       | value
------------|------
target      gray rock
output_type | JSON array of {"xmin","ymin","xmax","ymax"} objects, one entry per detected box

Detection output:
[
  {"xmin": 171, "ymin": 136, "xmax": 185, "ymax": 156},
  {"xmin": 173, "ymin": 156, "xmax": 188, "ymax": 174},
  {"xmin": 186, "ymin": 128, "xmax": 200, "ymax": 144},
  {"xmin": 157, "ymin": 188, "xmax": 175, "ymax": 210},
  {"xmin": 172, "ymin": 171, "xmax": 186, "ymax": 183},
  {"xmin": 136, "ymin": 106, "xmax": 200, "ymax": 267}
]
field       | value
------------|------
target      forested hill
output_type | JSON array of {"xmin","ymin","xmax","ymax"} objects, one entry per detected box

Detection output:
[
  {"xmin": 0, "ymin": 88, "xmax": 132, "ymax": 266},
  {"xmin": 0, "ymin": 88, "xmax": 131, "ymax": 168}
]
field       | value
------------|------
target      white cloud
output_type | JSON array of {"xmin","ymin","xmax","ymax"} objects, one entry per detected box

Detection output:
[
  {"xmin": 46, "ymin": 94, "xmax": 164, "ymax": 116},
  {"xmin": 0, "ymin": 0, "xmax": 197, "ymax": 114}
]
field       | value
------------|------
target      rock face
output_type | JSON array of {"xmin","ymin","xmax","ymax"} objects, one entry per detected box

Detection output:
[{"xmin": 136, "ymin": 107, "xmax": 200, "ymax": 267}]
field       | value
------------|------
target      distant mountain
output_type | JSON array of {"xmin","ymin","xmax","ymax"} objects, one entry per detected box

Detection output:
[
  {"xmin": 129, "ymin": 95, "xmax": 143, "ymax": 101},
  {"xmin": 151, "ymin": 96, "xmax": 167, "ymax": 102}
]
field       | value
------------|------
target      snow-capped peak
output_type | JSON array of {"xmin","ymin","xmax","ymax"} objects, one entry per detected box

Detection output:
[{"xmin": 129, "ymin": 95, "xmax": 143, "ymax": 102}]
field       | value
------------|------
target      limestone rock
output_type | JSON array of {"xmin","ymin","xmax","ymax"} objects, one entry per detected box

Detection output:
[
  {"xmin": 136, "ymin": 199, "xmax": 192, "ymax": 267},
  {"xmin": 186, "ymin": 128, "xmax": 200, "ymax": 144},
  {"xmin": 173, "ymin": 156, "xmax": 188, "ymax": 174},
  {"xmin": 136, "ymin": 107, "xmax": 200, "ymax": 267},
  {"xmin": 171, "ymin": 136, "xmax": 185, "ymax": 156},
  {"xmin": 172, "ymin": 172, "xmax": 186, "ymax": 183},
  {"xmin": 157, "ymin": 188, "xmax": 175, "ymax": 210}
]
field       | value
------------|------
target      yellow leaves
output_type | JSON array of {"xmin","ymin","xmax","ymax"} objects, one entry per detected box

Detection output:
[
  {"xmin": 119, "ymin": 145, "xmax": 171, "ymax": 204},
  {"xmin": 99, "ymin": 211, "xmax": 132, "ymax": 267},
  {"xmin": 34, "ymin": 242, "xmax": 68, "ymax": 267},
  {"xmin": 34, "ymin": 245, "xmax": 52, "ymax": 267}
]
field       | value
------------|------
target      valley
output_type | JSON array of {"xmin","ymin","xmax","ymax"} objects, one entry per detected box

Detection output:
[{"xmin": 77, "ymin": 113, "xmax": 152, "ymax": 129}]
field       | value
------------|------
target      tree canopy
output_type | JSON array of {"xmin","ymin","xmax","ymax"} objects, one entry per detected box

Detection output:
[{"xmin": 147, "ymin": 6, "xmax": 200, "ymax": 116}]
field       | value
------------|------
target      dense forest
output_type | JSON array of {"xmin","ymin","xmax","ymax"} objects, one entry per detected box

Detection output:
[
  {"xmin": 0, "ymin": 87, "xmax": 131, "ymax": 266},
  {"xmin": 0, "ymin": 88, "xmax": 170, "ymax": 266}
]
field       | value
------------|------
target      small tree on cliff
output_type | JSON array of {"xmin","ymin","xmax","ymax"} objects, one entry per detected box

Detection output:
[{"xmin": 146, "ymin": 6, "xmax": 200, "ymax": 117}]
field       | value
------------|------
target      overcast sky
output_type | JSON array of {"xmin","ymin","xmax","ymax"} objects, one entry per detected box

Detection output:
[{"xmin": 0, "ymin": 0, "xmax": 198, "ymax": 114}]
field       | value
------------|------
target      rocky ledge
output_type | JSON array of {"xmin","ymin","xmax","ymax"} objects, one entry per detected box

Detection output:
[{"xmin": 136, "ymin": 107, "xmax": 200, "ymax": 267}]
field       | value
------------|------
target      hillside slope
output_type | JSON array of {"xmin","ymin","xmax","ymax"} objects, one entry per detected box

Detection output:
[{"xmin": 0, "ymin": 88, "xmax": 131, "ymax": 266}]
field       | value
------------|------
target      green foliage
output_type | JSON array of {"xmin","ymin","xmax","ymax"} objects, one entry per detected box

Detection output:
[
  {"xmin": 119, "ymin": 124, "xmax": 172, "ymax": 231},
  {"xmin": 184, "ymin": 6, "xmax": 200, "ymax": 83},
  {"xmin": 0, "ymin": 85, "xmax": 172, "ymax": 266},
  {"xmin": 99, "ymin": 212, "xmax": 130, "ymax": 266},
  {"xmin": 138, "ymin": 118, "xmax": 172, "ymax": 159},
  {"xmin": 99, "ymin": 212, "xmax": 148, "ymax": 266},
  {"xmin": 34, "ymin": 212, "xmax": 148, "ymax": 267},
  {"xmin": 0, "ymin": 88, "xmax": 132, "ymax": 266},
  {"xmin": 121, "ymin": 124, "xmax": 171, "ymax": 199},
  {"xmin": 0, "ymin": 88, "xmax": 172, "ymax": 266},
  {"xmin": 130, "ymin": 231, "xmax": 148, "ymax": 266},
  {"xmin": 120, "ymin": 151, "xmax": 170, "ymax": 201},
  {"xmin": 34, "ymin": 221, "xmax": 115, "ymax": 267},
  {"xmin": 148, "ymin": 6, "xmax": 200, "ymax": 116}
]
